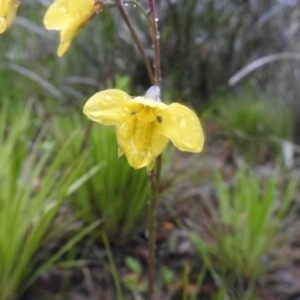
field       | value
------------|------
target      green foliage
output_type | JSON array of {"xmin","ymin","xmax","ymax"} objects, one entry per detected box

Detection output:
[
  {"xmin": 4, "ymin": 0, "xmax": 295, "ymax": 109},
  {"xmin": 214, "ymin": 92, "xmax": 292, "ymax": 138},
  {"xmin": 0, "ymin": 99, "xmax": 97, "ymax": 300},
  {"xmin": 189, "ymin": 168, "xmax": 298, "ymax": 299},
  {"xmin": 125, "ymin": 256, "xmax": 142, "ymax": 274},
  {"xmin": 50, "ymin": 112, "xmax": 149, "ymax": 243},
  {"xmin": 211, "ymin": 91, "xmax": 293, "ymax": 160},
  {"xmin": 210, "ymin": 287, "xmax": 256, "ymax": 300}
]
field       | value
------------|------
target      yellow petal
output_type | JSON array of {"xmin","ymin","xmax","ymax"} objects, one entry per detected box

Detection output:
[
  {"xmin": 83, "ymin": 89, "xmax": 131, "ymax": 125},
  {"xmin": 116, "ymin": 117, "xmax": 168, "ymax": 169},
  {"xmin": 43, "ymin": 2, "xmax": 72, "ymax": 30},
  {"xmin": 44, "ymin": 0, "xmax": 95, "ymax": 29},
  {"xmin": 57, "ymin": 38, "xmax": 71, "ymax": 56},
  {"xmin": 131, "ymin": 96, "xmax": 168, "ymax": 109},
  {"xmin": 0, "ymin": 0, "xmax": 20, "ymax": 34},
  {"xmin": 57, "ymin": 18, "xmax": 82, "ymax": 56},
  {"xmin": 160, "ymin": 103, "xmax": 204, "ymax": 152},
  {"xmin": 43, "ymin": 0, "xmax": 101, "ymax": 56}
]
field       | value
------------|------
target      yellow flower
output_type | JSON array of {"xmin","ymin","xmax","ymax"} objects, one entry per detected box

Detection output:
[
  {"xmin": 83, "ymin": 87, "xmax": 204, "ymax": 170},
  {"xmin": 0, "ymin": 0, "xmax": 21, "ymax": 34},
  {"xmin": 43, "ymin": 0, "xmax": 102, "ymax": 56}
]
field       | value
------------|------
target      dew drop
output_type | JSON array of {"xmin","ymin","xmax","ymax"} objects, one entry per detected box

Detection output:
[
  {"xmin": 155, "ymin": 14, "xmax": 159, "ymax": 22},
  {"xmin": 182, "ymin": 136, "xmax": 193, "ymax": 148},
  {"xmin": 121, "ymin": 107, "xmax": 130, "ymax": 117},
  {"xmin": 57, "ymin": 0, "xmax": 68, "ymax": 13},
  {"xmin": 133, "ymin": 4, "xmax": 136, "ymax": 7},
  {"xmin": 124, "ymin": 1, "xmax": 128, "ymax": 6},
  {"xmin": 194, "ymin": 34, "xmax": 205, "ymax": 45},
  {"xmin": 179, "ymin": 114, "xmax": 187, "ymax": 127},
  {"xmin": 90, "ymin": 111, "xmax": 102, "ymax": 117},
  {"xmin": 156, "ymin": 31, "xmax": 161, "ymax": 39},
  {"xmin": 103, "ymin": 95, "xmax": 112, "ymax": 106}
]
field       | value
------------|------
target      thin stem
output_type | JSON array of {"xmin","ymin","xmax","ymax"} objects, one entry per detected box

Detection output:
[
  {"xmin": 149, "ymin": 0, "xmax": 161, "ymax": 85},
  {"xmin": 146, "ymin": 1, "xmax": 162, "ymax": 299},
  {"xmin": 101, "ymin": 231, "xmax": 125, "ymax": 300},
  {"xmin": 115, "ymin": 0, "xmax": 155, "ymax": 85},
  {"xmin": 128, "ymin": 0, "xmax": 155, "ymax": 30},
  {"xmin": 147, "ymin": 167, "xmax": 158, "ymax": 300},
  {"xmin": 105, "ymin": 1, "xmax": 155, "ymax": 36},
  {"xmin": 79, "ymin": 121, "xmax": 93, "ymax": 153}
]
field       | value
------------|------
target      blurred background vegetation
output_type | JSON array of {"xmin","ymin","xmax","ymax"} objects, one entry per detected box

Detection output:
[{"xmin": 1, "ymin": 0, "xmax": 300, "ymax": 299}]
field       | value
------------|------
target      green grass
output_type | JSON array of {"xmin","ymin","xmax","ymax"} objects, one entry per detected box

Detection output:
[
  {"xmin": 210, "ymin": 91, "xmax": 293, "ymax": 161},
  {"xmin": 188, "ymin": 168, "xmax": 298, "ymax": 299},
  {"xmin": 49, "ymin": 112, "xmax": 149, "ymax": 243},
  {"xmin": 0, "ymin": 99, "xmax": 98, "ymax": 300}
]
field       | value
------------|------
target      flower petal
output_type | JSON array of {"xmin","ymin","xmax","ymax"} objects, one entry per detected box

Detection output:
[
  {"xmin": 131, "ymin": 96, "xmax": 168, "ymax": 109},
  {"xmin": 160, "ymin": 103, "xmax": 204, "ymax": 152},
  {"xmin": 83, "ymin": 89, "xmax": 131, "ymax": 125},
  {"xmin": 57, "ymin": 17, "xmax": 82, "ymax": 56},
  {"xmin": 43, "ymin": 0, "xmax": 101, "ymax": 56},
  {"xmin": 43, "ymin": 1, "xmax": 73, "ymax": 30},
  {"xmin": 116, "ymin": 117, "xmax": 168, "ymax": 169},
  {"xmin": 0, "ymin": 0, "xmax": 20, "ymax": 33}
]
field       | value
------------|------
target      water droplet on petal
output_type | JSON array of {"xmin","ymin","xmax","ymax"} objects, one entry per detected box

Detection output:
[
  {"xmin": 121, "ymin": 107, "xmax": 130, "ymax": 117},
  {"xmin": 182, "ymin": 136, "xmax": 193, "ymax": 148},
  {"xmin": 57, "ymin": 0, "xmax": 68, "ymax": 13},
  {"xmin": 90, "ymin": 111, "xmax": 102, "ymax": 117},
  {"xmin": 178, "ymin": 114, "xmax": 187, "ymax": 127},
  {"xmin": 103, "ymin": 95, "xmax": 112, "ymax": 106}
]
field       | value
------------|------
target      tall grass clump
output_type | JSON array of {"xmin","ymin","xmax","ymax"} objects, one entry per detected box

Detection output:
[
  {"xmin": 211, "ymin": 91, "xmax": 293, "ymax": 161},
  {"xmin": 0, "ymin": 99, "xmax": 96, "ymax": 300},
  {"xmin": 188, "ymin": 169, "xmax": 298, "ymax": 299},
  {"xmin": 50, "ymin": 113, "xmax": 149, "ymax": 244}
]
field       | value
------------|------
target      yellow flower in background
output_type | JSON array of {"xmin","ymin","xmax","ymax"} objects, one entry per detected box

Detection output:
[
  {"xmin": 83, "ymin": 87, "xmax": 204, "ymax": 170},
  {"xmin": 0, "ymin": 0, "xmax": 21, "ymax": 34},
  {"xmin": 43, "ymin": 0, "xmax": 102, "ymax": 56}
]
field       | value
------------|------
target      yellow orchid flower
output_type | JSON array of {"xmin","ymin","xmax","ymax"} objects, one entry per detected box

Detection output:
[
  {"xmin": 83, "ymin": 87, "xmax": 204, "ymax": 170},
  {"xmin": 0, "ymin": 0, "xmax": 21, "ymax": 34},
  {"xmin": 43, "ymin": 0, "xmax": 102, "ymax": 56}
]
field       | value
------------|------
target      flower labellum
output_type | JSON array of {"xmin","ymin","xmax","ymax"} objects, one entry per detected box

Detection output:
[
  {"xmin": 83, "ymin": 87, "xmax": 205, "ymax": 170},
  {"xmin": 43, "ymin": 0, "xmax": 102, "ymax": 56},
  {"xmin": 0, "ymin": 0, "xmax": 21, "ymax": 33}
]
